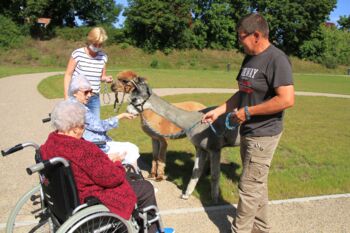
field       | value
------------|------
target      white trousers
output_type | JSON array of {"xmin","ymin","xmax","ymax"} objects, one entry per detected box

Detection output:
[{"xmin": 106, "ymin": 141, "xmax": 140, "ymax": 165}]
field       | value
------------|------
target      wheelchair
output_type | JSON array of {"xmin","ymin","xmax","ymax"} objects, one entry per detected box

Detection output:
[{"xmin": 2, "ymin": 142, "xmax": 170, "ymax": 233}]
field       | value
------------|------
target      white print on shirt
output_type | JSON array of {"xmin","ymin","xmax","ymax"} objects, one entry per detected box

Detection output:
[{"xmin": 241, "ymin": 68, "xmax": 259, "ymax": 79}]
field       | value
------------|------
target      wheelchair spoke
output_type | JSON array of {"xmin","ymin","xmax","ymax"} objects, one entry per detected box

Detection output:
[
  {"xmin": 69, "ymin": 213, "xmax": 130, "ymax": 233},
  {"xmin": 7, "ymin": 186, "xmax": 55, "ymax": 233}
]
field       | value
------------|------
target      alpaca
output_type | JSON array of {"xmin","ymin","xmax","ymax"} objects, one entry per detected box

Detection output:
[
  {"xmin": 110, "ymin": 70, "xmax": 206, "ymax": 181},
  {"xmin": 124, "ymin": 77, "xmax": 240, "ymax": 203},
  {"xmin": 141, "ymin": 102, "xmax": 206, "ymax": 181}
]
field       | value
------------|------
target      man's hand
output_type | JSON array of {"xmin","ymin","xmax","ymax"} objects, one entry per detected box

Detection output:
[{"xmin": 202, "ymin": 110, "xmax": 219, "ymax": 124}]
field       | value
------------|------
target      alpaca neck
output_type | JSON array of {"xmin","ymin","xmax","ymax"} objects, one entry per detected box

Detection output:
[{"xmin": 147, "ymin": 94, "xmax": 203, "ymax": 129}]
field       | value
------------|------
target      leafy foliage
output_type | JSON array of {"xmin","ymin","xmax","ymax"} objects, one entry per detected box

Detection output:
[
  {"xmin": 338, "ymin": 15, "xmax": 350, "ymax": 31},
  {"xmin": 250, "ymin": 0, "xmax": 337, "ymax": 55},
  {"xmin": 191, "ymin": 0, "xmax": 249, "ymax": 50},
  {"xmin": 0, "ymin": 15, "xmax": 24, "ymax": 49},
  {"xmin": 75, "ymin": 0, "xmax": 122, "ymax": 26},
  {"xmin": 124, "ymin": 0, "xmax": 194, "ymax": 52},
  {"xmin": 300, "ymin": 24, "xmax": 350, "ymax": 68},
  {"xmin": 0, "ymin": 0, "xmax": 122, "ymax": 27}
]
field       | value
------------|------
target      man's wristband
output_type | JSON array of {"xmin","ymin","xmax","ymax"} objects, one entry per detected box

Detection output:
[{"xmin": 244, "ymin": 106, "xmax": 251, "ymax": 120}]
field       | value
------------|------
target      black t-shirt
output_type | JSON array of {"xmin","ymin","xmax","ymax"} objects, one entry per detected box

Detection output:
[{"xmin": 236, "ymin": 45, "xmax": 293, "ymax": 137}]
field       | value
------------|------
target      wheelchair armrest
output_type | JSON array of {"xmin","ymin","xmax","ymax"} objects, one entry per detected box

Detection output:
[{"xmin": 84, "ymin": 196, "xmax": 102, "ymax": 206}]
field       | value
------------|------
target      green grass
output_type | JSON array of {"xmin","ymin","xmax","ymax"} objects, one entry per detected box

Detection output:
[
  {"xmin": 37, "ymin": 69, "xmax": 350, "ymax": 99},
  {"xmin": 294, "ymin": 73, "xmax": 350, "ymax": 94},
  {"xmin": 103, "ymin": 94, "xmax": 350, "ymax": 205}
]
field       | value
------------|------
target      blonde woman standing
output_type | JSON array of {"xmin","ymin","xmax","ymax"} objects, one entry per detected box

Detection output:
[{"xmin": 64, "ymin": 27, "xmax": 113, "ymax": 118}]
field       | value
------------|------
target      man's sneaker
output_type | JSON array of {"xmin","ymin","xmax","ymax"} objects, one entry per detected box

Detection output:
[{"xmin": 157, "ymin": 227, "xmax": 175, "ymax": 233}]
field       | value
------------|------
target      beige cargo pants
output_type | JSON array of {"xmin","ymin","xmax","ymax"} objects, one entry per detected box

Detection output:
[{"xmin": 232, "ymin": 133, "xmax": 282, "ymax": 233}]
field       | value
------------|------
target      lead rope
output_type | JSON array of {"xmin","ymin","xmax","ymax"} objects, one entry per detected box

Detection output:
[
  {"xmin": 102, "ymin": 82, "xmax": 111, "ymax": 105},
  {"xmin": 208, "ymin": 112, "xmax": 239, "ymax": 137}
]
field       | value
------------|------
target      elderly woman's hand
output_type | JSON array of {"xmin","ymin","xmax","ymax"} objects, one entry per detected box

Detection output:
[
  {"xmin": 108, "ymin": 151, "xmax": 126, "ymax": 162},
  {"xmin": 116, "ymin": 112, "xmax": 137, "ymax": 120}
]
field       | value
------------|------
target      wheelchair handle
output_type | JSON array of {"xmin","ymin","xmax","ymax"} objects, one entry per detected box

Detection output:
[
  {"xmin": 42, "ymin": 113, "xmax": 51, "ymax": 123},
  {"xmin": 42, "ymin": 117, "xmax": 51, "ymax": 123},
  {"xmin": 26, "ymin": 157, "xmax": 70, "ymax": 175},
  {"xmin": 2, "ymin": 144, "xmax": 23, "ymax": 156},
  {"xmin": 26, "ymin": 162, "xmax": 45, "ymax": 175},
  {"xmin": 2, "ymin": 142, "xmax": 39, "ymax": 157},
  {"xmin": 93, "ymin": 141, "xmax": 106, "ymax": 146}
]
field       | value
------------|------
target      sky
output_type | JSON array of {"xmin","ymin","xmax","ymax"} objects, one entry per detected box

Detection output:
[{"xmin": 115, "ymin": 0, "xmax": 350, "ymax": 28}]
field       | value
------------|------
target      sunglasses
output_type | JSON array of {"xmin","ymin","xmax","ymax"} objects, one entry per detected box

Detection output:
[
  {"xmin": 238, "ymin": 32, "xmax": 254, "ymax": 41},
  {"xmin": 81, "ymin": 89, "xmax": 93, "ymax": 95}
]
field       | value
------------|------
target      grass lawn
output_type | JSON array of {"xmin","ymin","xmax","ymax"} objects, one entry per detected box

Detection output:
[
  {"xmin": 37, "ymin": 68, "xmax": 350, "ymax": 99},
  {"xmin": 103, "ymin": 94, "xmax": 350, "ymax": 205}
]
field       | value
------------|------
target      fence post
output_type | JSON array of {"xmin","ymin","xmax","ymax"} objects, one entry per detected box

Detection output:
[{"xmin": 227, "ymin": 63, "xmax": 231, "ymax": 72}]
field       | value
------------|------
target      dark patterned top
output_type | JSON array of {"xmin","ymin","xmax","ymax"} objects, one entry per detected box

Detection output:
[{"xmin": 40, "ymin": 132, "xmax": 137, "ymax": 220}]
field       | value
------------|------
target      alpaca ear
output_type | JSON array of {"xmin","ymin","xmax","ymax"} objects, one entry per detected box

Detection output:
[{"xmin": 135, "ymin": 76, "xmax": 147, "ymax": 83}]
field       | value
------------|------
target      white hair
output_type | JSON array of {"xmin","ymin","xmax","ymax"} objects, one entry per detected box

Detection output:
[
  {"xmin": 51, "ymin": 100, "xmax": 86, "ymax": 132},
  {"xmin": 68, "ymin": 75, "xmax": 92, "ymax": 97}
]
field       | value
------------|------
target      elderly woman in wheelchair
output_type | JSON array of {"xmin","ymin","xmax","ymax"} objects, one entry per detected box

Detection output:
[{"xmin": 35, "ymin": 100, "xmax": 174, "ymax": 233}]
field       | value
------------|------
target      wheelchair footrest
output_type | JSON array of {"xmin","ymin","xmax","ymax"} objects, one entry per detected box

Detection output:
[{"xmin": 158, "ymin": 227, "xmax": 175, "ymax": 233}]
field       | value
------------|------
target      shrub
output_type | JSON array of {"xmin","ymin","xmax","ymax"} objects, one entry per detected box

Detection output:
[
  {"xmin": 0, "ymin": 15, "xmax": 24, "ymax": 49},
  {"xmin": 150, "ymin": 59, "xmax": 158, "ymax": 68},
  {"xmin": 321, "ymin": 54, "xmax": 338, "ymax": 69}
]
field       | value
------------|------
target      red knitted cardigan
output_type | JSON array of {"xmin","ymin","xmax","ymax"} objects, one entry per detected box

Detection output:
[{"xmin": 40, "ymin": 132, "xmax": 137, "ymax": 220}]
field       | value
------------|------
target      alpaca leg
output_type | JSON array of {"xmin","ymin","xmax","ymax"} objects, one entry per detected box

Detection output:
[
  {"xmin": 182, "ymin": 148, "xmax": 208, "ymax": 199},
  {"xmin": 149, "ymin": 138, "xmax": 160, "ymax": 179},
  {"xmin": 209, "ymin": 150, "xmax": 221, "ymax": 203},
  {"xmin": 156, "ymin": 137, "xmax": 168, "ymax": 181}
]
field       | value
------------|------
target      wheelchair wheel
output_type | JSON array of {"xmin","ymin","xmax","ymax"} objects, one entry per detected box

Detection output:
[
  {"xmin": 66, "ymin": 212, "xmax": 132, "ymax": 233},
  {"xmin": 6, "ymin": 185, "xmax": 55, "ymax": 233}
]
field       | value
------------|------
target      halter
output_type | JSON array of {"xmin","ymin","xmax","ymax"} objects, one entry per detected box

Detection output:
[
  {"xmin": 129, "ymin": 82, "xmax": 152, "ymax": 113},
  {"xmin": 113, "ymin": 79, "xmax": 129, "ymax": 112}
]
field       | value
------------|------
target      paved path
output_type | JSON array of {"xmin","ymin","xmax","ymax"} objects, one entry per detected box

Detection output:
[{"xmin": 0, "ymin": 72, "xmax": 349, "ymax": 232}]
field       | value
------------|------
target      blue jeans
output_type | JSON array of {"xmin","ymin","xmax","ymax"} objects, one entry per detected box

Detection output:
[{"xmin": 87, "ymin": 93, "xmax": 100, "ymax": 119}]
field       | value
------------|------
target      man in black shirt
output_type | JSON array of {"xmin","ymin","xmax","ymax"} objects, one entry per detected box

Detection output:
[{"xmin": 202, "ymin": 13, "xmax": 294, "ymax": 233}]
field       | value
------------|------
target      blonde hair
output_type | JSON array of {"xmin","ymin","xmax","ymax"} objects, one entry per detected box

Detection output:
[{"xmin": 87, "ymin": 27, "xmax": 108, "ymax": 45}]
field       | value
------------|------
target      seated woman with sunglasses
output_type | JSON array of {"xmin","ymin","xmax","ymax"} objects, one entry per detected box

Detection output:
[{"xmin": 69, "ymin": 75, "xmax": 140, "ymax": 169}]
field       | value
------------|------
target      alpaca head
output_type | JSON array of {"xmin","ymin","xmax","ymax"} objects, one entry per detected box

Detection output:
[
  {"xmin": 111, "ymin": 70, "xmax": 139, "ymax": 93},
  {"xmin": 126, "ymin": 77, "xmax": 152, "ymax": 115}
]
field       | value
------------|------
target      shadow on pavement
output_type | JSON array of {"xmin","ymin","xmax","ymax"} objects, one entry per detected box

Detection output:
[{"xmin": 140, "ymin": 151, "xmax": 241, "ymax": 232}]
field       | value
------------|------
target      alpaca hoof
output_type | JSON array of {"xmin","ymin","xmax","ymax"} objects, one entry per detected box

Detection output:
[
  {"xmin": 181, "ymin": 194, "xmax": 190, "ymax": 200},
  {"xmin": 155, "ymin": 175, "xmax": 165, "ymax": 182},
  {"xmin": 148, "ymin": 173, "xmax": 156, "ymax": 179}
]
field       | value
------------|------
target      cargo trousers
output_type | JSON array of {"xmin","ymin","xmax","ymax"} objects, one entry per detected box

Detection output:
[{"xmin": 232, "ymin": 133, "xmax": 282, "ymax": 233}]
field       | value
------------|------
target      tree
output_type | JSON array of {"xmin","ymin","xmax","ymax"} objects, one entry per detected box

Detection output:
[
  {"xmin": 250, "ymin": 0, "xmax": 337, "ymax": 55},
  {"xmin": 0, "ymin": 0, "xmax": 122, "ymax": 28},
  {"xmin": 75, "ymin": 0, "xmax": 122, "ymax": 26},
  {"xmin": 124, "ymin": 0, "xmax": 194, "ymax": 52},
  {"xmin": 338, "ymin": 15, "xmax": 350, "ymax": 31},
  {"xmin": 300, "ymin": 24, "xmax": 350, "ymax": 67},
  {"xmin": 191, "ymin": 0, "xmax": 249, "ymax": 49}
]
